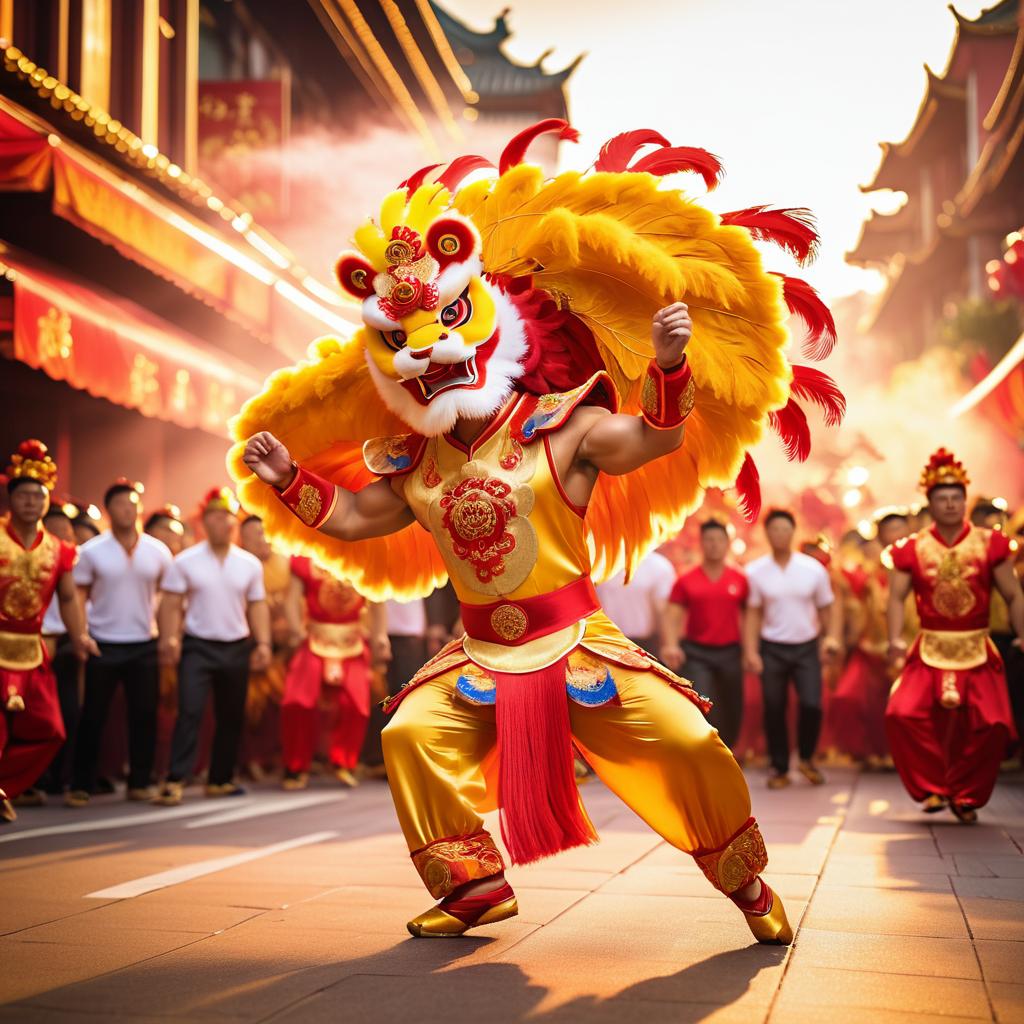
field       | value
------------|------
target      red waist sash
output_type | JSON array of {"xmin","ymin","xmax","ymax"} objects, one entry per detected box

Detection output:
[{"xmin": 460, "ymin": 576, "xmax": 599, "ymax": 647}]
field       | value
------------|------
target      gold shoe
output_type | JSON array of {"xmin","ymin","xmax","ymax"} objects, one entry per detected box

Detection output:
[
  {"xmin": 0, "ymin": 790, "xmax": 16, "ymax": 823},
  {"xmin": 282, "ymin": 772, "xmax": 309, "ymax": 791},
  {"xmin": 734, "ymin": 881, "xmax": 793, "ymax": 946},
  {"xmin": 126, "ymin": 787, "xmax": 155, "ymax": 802},
  {"xmin": 407, "ymin": 894, "xmax": 519, "ymax": 938},
  {"xmin": 13, "ymin": 788, "xmax": 46, "ymax": 807},
  {"xmin": 921, "ymin": 794, "xmax": 948, "ymax": 814},
  {"xmin": 766, "ymin": 773, "xmax": 791, "ymax": 790},
  {"xmin": 153, "ymin": 782, "xmax": 183, "ymax": 806},
  {"xmin": 64, "ymin": 790, "xmax": 90, "ymax": 808},
  {"xmin": 951, "ymin": 803, "xmax": 978, "ymax": 825},
  {"xmin": 797, "ymin": 761, "xmax": 825, "ymax": 786},
  {"xmin": 334, "ymin": 767, "xmax": 359, "ymax": 788}
]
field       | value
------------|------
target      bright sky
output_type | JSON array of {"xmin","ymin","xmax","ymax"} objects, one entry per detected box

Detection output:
[{"xmin": 441, "ymin": 0, "xmax": 992, "ymax": 301}]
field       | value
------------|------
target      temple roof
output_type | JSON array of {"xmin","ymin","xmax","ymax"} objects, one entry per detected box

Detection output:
[
  {"xmin": 861, "ymin": 66, "xmax": 966, "ymax": 192},
  {"xmin": 951, "ymin": 0, "xmax": 1019, "ymax": 35},
  {"xmin": 430, "ymin": 2, "xmax": 582, "ymax": 98},
  {"xmin": 845, "ymin": 203, "xmax": 917, "ymax": 268}
]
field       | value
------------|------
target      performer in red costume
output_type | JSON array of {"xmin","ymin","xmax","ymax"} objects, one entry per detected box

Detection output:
[
  {"xmin": 280, "ymin": 557, "xmax": 386, "ymax": 789},
  {"xmin": 229, "ymin": 121, "xmax": 847, "ymax": 943},
  {"xmin": 0, "ymin": 441, "xmax": 96, "ymax": 822},
  {"xmin": 886, "ymin": 449, "xmax": 1024, "ymax": 822},
  {"xmin": 832, "ymin": 510, "xmax": 911, "ymax": 766}
]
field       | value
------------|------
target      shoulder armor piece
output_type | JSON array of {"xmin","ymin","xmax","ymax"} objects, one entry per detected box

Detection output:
[
  {"xmin": 362, "ymin": 433, "xmax": 427, "ymax": 477},
  {"xmin": 511, "ymin": 371, "xmax": 619, "ymax": 446}
]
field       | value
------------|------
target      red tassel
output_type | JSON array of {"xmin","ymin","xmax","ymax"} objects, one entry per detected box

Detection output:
[
  {"xmin": 773, "ymin": 274, "xmax": 837, "ymax": 361},
  {"xmin": 768, "ymin": 399, "xmax": 811, "ymax": 462},
  {"xmin": 499, "ymin": 118, "xmax": 580, "ymax": 174},
  {"xmin": 720, "ymin": 206, "xmax": 820, "ymax": 266},
  {"xmin": 438, "ymin": 154, "xmax": 494, "ymax": 193},
  {"xmin": 736, "ymin": 453, "xmax": 762, "ymax": 523},
  {"xmin": 630, "ymin": 146, "xmax": 723, "ymax": 190},
  {"xmin": 790, "ymin": 365, "xmax": 846, "ymax": 426},
  {"xmin": 594, "ymin": 129, "xmax": 670, "ymax": 172},
  {"xmin": 494, "ymin": 658, "xmax": 597, "ymax": 865},
  {"xmin": 400, "ymin": 163, "xmax": 442, "ymax": 196}
]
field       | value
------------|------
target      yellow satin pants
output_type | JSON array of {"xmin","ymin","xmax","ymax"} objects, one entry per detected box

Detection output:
[{"xmin": 381, "ymin": 662, "xmax": 754, "ymax": 879}]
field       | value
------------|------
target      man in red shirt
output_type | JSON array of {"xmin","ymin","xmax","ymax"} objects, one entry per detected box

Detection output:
[
  {"xmin": 0, "ymin": 441, "xmax": 95, "ymax": 822},
  {"xmin": 886, "ymin": 449, "xmax": 1024, "ymax": 823},
  {"xmin": 663, "ymin": 520, "xmax": 749, "ymax": 748}
]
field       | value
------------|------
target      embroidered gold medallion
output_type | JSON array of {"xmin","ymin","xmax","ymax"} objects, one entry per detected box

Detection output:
[{"xmin": 295, "ymin": 484, "xmax": 323, "ymax": 526}]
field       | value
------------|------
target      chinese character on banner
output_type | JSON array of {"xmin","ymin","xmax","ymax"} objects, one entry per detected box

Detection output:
[{"xmin": 197, "ymin": 80, "xmax": 288, "ymax": 220}]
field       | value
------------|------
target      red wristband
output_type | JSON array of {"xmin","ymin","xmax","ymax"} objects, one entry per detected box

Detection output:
[
  {"xmin": 275, "ymin": 463, "xmax": 337, "ymax": 529},
  {"xmin": 640, "ymin": 357, "xmax": 696, "ymax": 429}
]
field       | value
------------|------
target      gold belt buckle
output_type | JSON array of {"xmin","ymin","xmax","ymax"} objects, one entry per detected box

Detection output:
[{"xmin": 489, "ymin": 603, "xmax": 529, "ymax": 641}]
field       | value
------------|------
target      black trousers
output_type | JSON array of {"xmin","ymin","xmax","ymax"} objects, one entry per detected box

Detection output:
[
  {"xmin": 361, "ymin": 634, "xmax": 428, "ymax": 767},
  {"xmin": 168, "ymin": 635, "xmax": 251, "ymax": 786},
  {"xmin": 993, "ymin": 632, "xmax": 1024, "ymax": 755},
  {"xmin": 760, "ymin": 638, "xmax": 823, "ymax": 775},
  {"xmin": 38, "ymin": 634, "xmax": 80, "ymax": 793},
  {"xmin": 683, "ymin": 640, "xmax": 744, "ymax": 749},
  {"xmin": 72, "ymin": 639, "xmax": 159, "ymax": 791}
]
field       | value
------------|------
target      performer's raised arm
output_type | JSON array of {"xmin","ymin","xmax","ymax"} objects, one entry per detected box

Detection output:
[
  {"xmin": 242, "ymin": 431, "xmax": 414, "ymax": 541},
  {"xmin": 575, "ymin": 302, "xmax": 694, "ymax": 475}
]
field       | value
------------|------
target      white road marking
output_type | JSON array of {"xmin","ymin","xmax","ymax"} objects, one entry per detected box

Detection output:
[
  {"xmin": 0, "ymin": 801, "xmax": 248, "ymax": 845},
  {"xmin": 84, "ymin": 831, "xmax": 340, "ymax": 899},
  {"xmin": 185, "ymin": 792, "xmax": 346, "ymax": 829}
]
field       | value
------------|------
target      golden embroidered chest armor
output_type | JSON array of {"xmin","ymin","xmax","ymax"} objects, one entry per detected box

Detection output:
[{"xmin": 0, "ymin": 526, "xmax": 62, "ymax": 670}]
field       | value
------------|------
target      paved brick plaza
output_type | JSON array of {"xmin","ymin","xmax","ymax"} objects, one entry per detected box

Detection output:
[{"xmin": 1, "ymin": 767, "xmax": 1022, "ymax": 1023}]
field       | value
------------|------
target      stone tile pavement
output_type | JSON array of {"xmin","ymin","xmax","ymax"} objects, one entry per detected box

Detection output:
[{"xmin": 0, "ymin": 767, "xmax": 1022, "ymax": 1022}]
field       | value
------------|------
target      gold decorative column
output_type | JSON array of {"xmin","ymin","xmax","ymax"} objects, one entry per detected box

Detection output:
[{"xmin": 79, "ymin": 0, "xmax": 111, "ymax": 111}]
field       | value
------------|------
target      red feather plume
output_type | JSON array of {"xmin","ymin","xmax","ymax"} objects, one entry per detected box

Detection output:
[
  {"xmin": 399, "ymin": 163, "xmax": 442, "ymax": 196},
  {"xmin": 789, "ymin": 365, "xmax": 845, "ymax": 426},
  {"xmin": 438, "ymin": 154, "xmax": 494, "ymax": 193},
  {"xmin": 720, "ymin": 206, "xmax": 820, "ymax": 266},
  {"xmin": 735, "ymin": 453, "xmax": 762, "ymax": 523},
  {"xmin": 773, "ymin": 274, "xmax": 837, "ymax": 361},
  {"xmin": 768, "ymin": 399, "xmax": 812, "ymax": 462},
  {"xmin": 630, "ymin": 147, "xmax": 723, "ymax": 190},
  {"xmin": 594, "ymin": 129, "xmax": 670, "ymax": 172},
  {"xmin": 499, "ymin": 118, "xmax": 580, "ymax": 174}
]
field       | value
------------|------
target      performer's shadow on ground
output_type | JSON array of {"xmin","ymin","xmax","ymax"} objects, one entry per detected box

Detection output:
[{"xmin": 7, "ymin": 937, "xmax": 785, "ymax": 1022}]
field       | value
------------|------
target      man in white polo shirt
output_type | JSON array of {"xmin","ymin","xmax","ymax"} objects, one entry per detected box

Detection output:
[
  {"xmin": 155, "ymin": 487, "xmax": 271, "ymax": 805},
  {"xmin": 67, "ymin": 479, "xmax": 171, "ymax": 806},
  {"xmin": 743, "ymin": 508, "xmax": 842, "ymax": 789}
]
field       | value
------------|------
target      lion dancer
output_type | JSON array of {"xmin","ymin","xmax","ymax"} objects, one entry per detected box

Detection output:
[
  {"xmin": 0, "ymin": 441, "xmax": 96, "ymax": 822},
  {"xmin": 279, "ymin": 556, "xmax": 384, "ymax": 789},
  {"xmin": 230, "ymin": 122, "xmax": 848, "ymax": 945},
  {"xmin": 886, "ymin": 450, "xmax": 1024, "ymax": 823}
]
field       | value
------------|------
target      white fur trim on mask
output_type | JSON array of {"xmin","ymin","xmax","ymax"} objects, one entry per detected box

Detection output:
[
  {"xmin": 435, "ymin": 256, "xmax": 482, "ymax": 307},
  {"xmin": 362, "ymin": 285, "xmax": 528, "ymax": 437},
  {"xmin": 363, "ymin": 297, "xmax": 400, "ymax": 331}
]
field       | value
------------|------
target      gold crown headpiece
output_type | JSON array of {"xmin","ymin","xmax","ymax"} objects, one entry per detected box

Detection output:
[
  {"xmin": 919, "ymin": 448, "xmax": 970, "ymax": 494},
  {"xmin": 6, "ymin": 439, "xmax": 57, "ymax": 491},
  {"xmin": 201, "ymin": 487, "xmax": 240, "ymax": 516}
]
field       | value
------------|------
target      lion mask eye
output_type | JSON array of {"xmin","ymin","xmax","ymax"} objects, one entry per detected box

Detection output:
[
  {"xmin": 439, "ymin": 290, "xmax": 472, "ymax": 329},
  {"xmin": 382, "ymin": 329, "xmax": 408, "ymax": 351}
]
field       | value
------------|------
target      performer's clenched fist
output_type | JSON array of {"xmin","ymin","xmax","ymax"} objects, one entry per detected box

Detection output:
[
  {"xmin": 651, "ymin": 301, "xmax": 692, "ymax": 369},
  {"xmin": 243, "ymin": 431, "xmax": 295, "ymax": 489}
]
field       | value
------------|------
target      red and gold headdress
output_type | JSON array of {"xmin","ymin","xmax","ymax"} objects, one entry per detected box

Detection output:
[
  {"xmin": 6, "ymin": 439, "xmax": 57, "ymax": 491},
  {"xmin": 919, "ymin": 448, "xmax": 970, "ymax": 495},
  {"xmin": 201, "ymin": 487, "xmax": 240, "ymax": 516}
]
